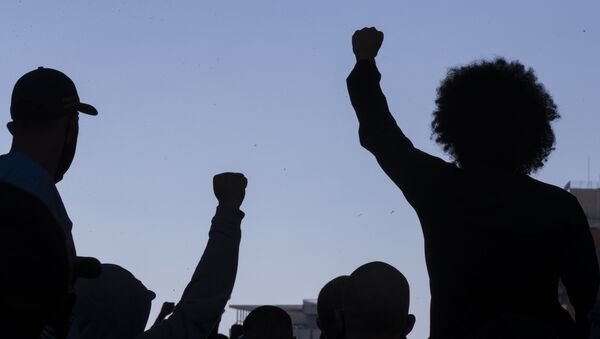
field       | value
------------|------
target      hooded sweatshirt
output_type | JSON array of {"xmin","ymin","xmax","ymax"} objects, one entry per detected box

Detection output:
[
  {"xmin": 73, "ymin": 205, "xmax": 243, "ymax": 339},
  {"xmin": 73, "ymin": 264, "xmax": 154, "ymax": 339}
]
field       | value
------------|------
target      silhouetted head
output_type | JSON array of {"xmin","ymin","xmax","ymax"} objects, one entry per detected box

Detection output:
[
  {"xmin": 8, "ymin": 67, "xmax": 97, "ymax": 183},
  {"xmin": 317, "ymin": 276, "xmax": 349, "ymax": 339},
  {"xmin": 342, "ymin": 262, "xmax": 415, "ymax": 339},
  {"xmin": 431, "ymin": 58, "xmax": 559, "ymax": 175},
  {"xmin": 243, "ymin": 306, "xmax": 294, "ymax": 339},
  {"xmin": 73, "ymin": 263, "xmax": 155, "ymax": 339},
  {"xmin": 230, "ymin": 324, "xmax": 244, "ymax": 339},
  {"xmin": 0, "ymin": 182, "xmax": 71, "ymax": 338}
]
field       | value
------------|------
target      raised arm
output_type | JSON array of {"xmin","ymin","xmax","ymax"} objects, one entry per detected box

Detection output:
[
  {"xmin": 560, "ymin": 195, "xmax": 600, "ymax": 339},
  {"xmin": 138, "ymin": 173, "xmax": 248, "ymax": 339},
  {"xmin": 346, "ymin": 27, "xmax": 447, "ymax": 208}
]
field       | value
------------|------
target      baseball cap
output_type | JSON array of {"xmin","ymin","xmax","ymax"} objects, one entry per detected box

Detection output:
[{"xmin": 10, "ymin": 67, "xmax": 98, "ymax": 121}]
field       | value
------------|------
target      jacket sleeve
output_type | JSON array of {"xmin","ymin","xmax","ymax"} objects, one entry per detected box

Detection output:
[
  {"xmin": 560, "ymin": 195, "xmax": 599, "ymax": 338},
  {"xmin": 136, "ymin": 206, "xmax": 244, "ymax": 339},
  {"xmin": 346, "ymin": 60, "xmax": 447, "ymax": 208}
]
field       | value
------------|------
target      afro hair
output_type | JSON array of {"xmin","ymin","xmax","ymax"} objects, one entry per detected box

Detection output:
[{"xmin": 431, "ymin": 58, "xmax": 559, "ymax": 174}]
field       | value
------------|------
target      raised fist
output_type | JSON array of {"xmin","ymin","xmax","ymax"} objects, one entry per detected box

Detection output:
[
  {"xmin": 159, "ymin": 302, "xmax": 176, "ymax": 316},
  {"xmin": 352, "ymin": 27, "xmax": 384, "ymax": 61},
  {"xmin": 213, "ymin": 172, "xmax": 248, "ymax": 209}
]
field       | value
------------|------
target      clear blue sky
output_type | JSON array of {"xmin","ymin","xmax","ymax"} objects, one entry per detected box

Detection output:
[{"xmin": 1, "ymin": 1, "xmax": 598, "ymax": 338}]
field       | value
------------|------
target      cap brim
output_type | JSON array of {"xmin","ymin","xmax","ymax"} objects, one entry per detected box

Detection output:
[{"xmin": 76, "ymin": 102, "xmax": 98, "ymax": 116}]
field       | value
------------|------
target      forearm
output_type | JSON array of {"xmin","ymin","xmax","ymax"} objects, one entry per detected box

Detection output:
[
  {"xmin": 347, "ymin": 60, "xmax": 413, "ymax": 152},
  {"xmin": 138, "ymin": 206, "xmax": 244, "ymax": 339},
  {"xmin": 182, "ymin": 205, "xmax": 243, "ymax": 300},
  {"xmin": 346, "ymin": 60, "xmax": 448, "ymax": 206}
]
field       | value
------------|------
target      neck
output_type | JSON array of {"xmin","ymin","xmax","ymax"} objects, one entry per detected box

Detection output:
[{"xmin": 9, "ymin": 141, "xmax": 60, "ymax": 182}]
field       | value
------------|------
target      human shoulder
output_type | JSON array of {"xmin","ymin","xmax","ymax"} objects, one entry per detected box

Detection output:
[
  {"xmin": 0, "ymin": 152, "xmax": 55, "ymax": 191},
  {"xmin": 522, "ymin": 176, "xmax": 580, "ymax": 209}
]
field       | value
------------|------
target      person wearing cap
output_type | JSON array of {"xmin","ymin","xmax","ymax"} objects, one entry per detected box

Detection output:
[
  {"xmin": 0, "ymin": 67, "xmax": 102, "ymax": 338},
  {"xmin": 0, "ymin": 67, "xmax": 98, "ymax": 259}
]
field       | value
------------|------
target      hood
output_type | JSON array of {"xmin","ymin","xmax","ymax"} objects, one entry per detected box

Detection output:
[{"xmin": 73, "ymin": 263, "xmax": 155, "ymax": 339}]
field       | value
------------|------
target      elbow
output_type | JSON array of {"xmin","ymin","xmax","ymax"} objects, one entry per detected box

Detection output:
[{"xmin": 358, "ymin": 133, "xmax": 371, "ymax": 151}]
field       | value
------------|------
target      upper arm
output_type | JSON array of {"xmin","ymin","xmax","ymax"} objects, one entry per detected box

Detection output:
[
  {"xmin": 367, "ymin": 128, "xmax": 448, "ymax": 208},
  {"xmin": 347, "ymin": 61, "xmax": 449, "ymax": 208}
]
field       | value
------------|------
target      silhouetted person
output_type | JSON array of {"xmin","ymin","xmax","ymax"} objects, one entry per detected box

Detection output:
[
  {"xmin": 72, "ymin": 172, "xmax": 248, "ymax": 339},
  {"xmin": 243, "ymin": 306, "xmax": 294, "ymax": 339},
  {"xmin": 153, "ymin": 302, "xmax": 176, "ymax": 326},
  {"xmin": 0, "ymin": 67, "xmax": 104, "ymax": 339},
  {"xmin": 347, "ymin": 27, "xmax": 599, "ymax": 339},
  {"xmin": 341, "ymin": 262, "xmax": 415, "ymax": 339},
  {"xmin": 73, "ymin": 263, "xmax": 156, "ymax": 339},
  {"xmin": 0, "ymin": 182, "xmax": 71, "ymax": 339},
  {"xmin": 0, "ymin": 67, "xmax": 98, "ymax": 259},
  {"xmin": 317, "ymin": 276, "xmax": 348, "ymax": 339},
  {"xmin": 229, "ymin": 324, "xmax": 244, "ymax": 339}
]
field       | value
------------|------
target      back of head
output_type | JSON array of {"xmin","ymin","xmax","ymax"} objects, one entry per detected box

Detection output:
[
  {"xmin": 230, "ymin": 324, "xmax": 244, "ymax": 339},
  {"xmin": 431, "ymin": 58, "xmax": 559, "ymax": 174},
  {"xmin": 73, "ymin": 263, "xmax": 155, "ymax": 339},
  {"xmin": 0, "ymin": 182, "xmax": 70, "ymax": 338},
  {"xmin": 342, "ymin": 262, "xmax": 414, "ymax": 339},
  {"xmin": 317, "ymin": 276, "xmax": 349, "ymax": 339},
  {"xmin": 244, "ymin": 305, "xmax": 294, "ymax": 339}
]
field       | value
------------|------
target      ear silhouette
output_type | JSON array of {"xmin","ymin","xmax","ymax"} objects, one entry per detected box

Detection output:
[{"xmin": 404, "ymin": 314, "xmax": 416, "ymax": 336}]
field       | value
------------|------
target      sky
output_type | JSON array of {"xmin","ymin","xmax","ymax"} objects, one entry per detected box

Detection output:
[{"xmin": 0, "ymin": 1, "xmax": 599, "ymax": 338}]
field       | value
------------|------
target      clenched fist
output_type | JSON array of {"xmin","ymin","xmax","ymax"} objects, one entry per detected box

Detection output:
[
  {"xmin": 159, "ymin": 302, "xmax": 176, "ymax": 316},
  {"xmin": 213, "ymin": 172, "xmax": 248, "ymax": 209},
  {"xmin": 352, "ymin": 27, "xmax": 384, "ymax": 61}
]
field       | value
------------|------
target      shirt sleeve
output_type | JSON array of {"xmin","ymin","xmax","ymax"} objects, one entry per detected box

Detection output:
[
  {"xmin": 135, "ymin": 206, "xmax": 244, "ymax": 339},
  {"xmin": 346, "ymin": 60, "xmax": 448, "ymax": 209},
  {"xmin": 560, "ymin": 195, "xmax": 600, "ymax": 338}
]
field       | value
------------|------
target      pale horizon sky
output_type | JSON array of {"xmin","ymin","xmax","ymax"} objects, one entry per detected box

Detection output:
[{"xmin": 1, "ymin": 1, "xmax": 599, "ymax": 338}]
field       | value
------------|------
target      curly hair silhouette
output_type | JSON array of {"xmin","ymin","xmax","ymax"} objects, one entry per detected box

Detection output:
[
  {"xmin": 348, "ymin": 27, "xmax": 599, "ymax": 339},
  {"xmin": 432, "ymin": 58, "xmax": 559, "ymax": 174}
]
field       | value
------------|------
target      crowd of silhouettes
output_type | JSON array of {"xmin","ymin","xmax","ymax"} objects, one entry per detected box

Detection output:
[{"xmin": 0, "ymin": 26, "xmax": 598, "ymax": 339}]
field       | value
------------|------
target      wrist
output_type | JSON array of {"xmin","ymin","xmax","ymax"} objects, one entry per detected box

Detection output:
[
  {"xmin": 217, "ymin": 203, "xmax": 242, "ymax": 212},
  {"xmin": 355, "ymin": 55, "xmax": 375, "ymax": 63}
]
